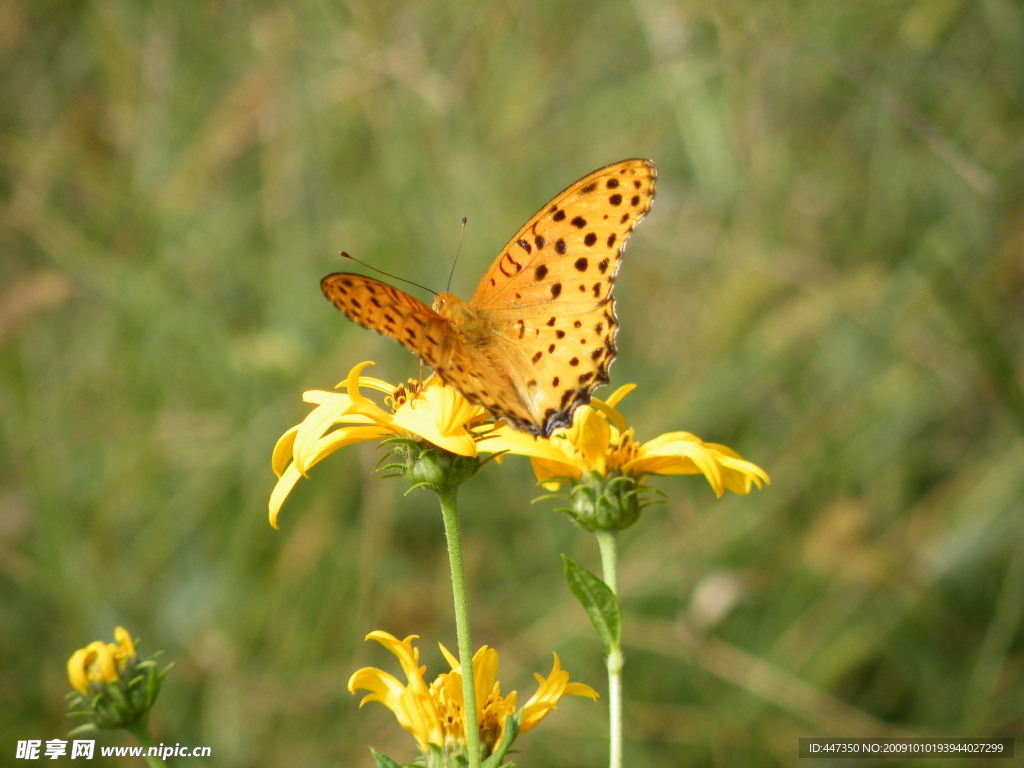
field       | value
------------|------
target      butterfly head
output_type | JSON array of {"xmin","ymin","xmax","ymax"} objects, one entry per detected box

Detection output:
[{"xmin": 433, "ymin": 293, "xmax": 483, "ymax": 335}]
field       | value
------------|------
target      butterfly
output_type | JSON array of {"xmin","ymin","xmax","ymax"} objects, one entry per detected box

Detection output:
[{"xmin": 321, "ymin": 158, "xmax": 656, "ymax": 438}]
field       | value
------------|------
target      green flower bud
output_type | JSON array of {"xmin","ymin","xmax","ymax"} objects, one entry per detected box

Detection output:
[{"xmin": 564, "ymin": 470, "xmax": 644, "ymax": 531}]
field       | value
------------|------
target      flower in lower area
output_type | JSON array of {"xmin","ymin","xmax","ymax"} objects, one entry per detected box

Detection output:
[
  {"xmin": 269, "ymin": 361, "xmax": 495, "ymax": 528},
  {"xmin": 66, "ymin": 627, "xmax": 170, "ymax": 733},
  {"xmin": 348, "ymin": 630, "xmax": 598, "ymax": 764},
  {"xmin": 67, "ymin": 627, "xmax": 137, "ymax": 696},
  {"xmin": 484, "ymin": 384, "xmax": 769, "ymax": 530}
]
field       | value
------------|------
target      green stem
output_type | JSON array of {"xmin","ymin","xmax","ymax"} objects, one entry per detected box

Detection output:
[
  {"xmin": 124, "ymin": 716, "xmax": 165, "ymax": 768},
  {"xmin": 595, "ymin": 530, "xmax": 622, "ymax": 768},
  {"xmin": 438, "ymin": 485, "xmax": 481, "ymax": 768}
]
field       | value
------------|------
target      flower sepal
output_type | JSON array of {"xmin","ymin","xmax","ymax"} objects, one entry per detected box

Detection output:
[
  {"xmin": 369, "ymin": 747, "xmax": 405, "ymax": 768},
  {"xmin": 559, "ymin": 470, "xmax": 661, "ymax": 532},
  {"xmin": 366, "ymin": 712, "xmax": 521, "ymax": 768},
  {"xmin": 381, "ymin": 437, "xmax": 482, "ymax": 495}
]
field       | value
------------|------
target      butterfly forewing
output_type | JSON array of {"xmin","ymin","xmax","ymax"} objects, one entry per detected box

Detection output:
[
  {"xmin": 470, "ymin": 159, "xmax": 656, "ymax": 308},
  {"xmin": 469, "ymin": 159, "xmax": 656, "ymax": 435},
  {"xmin": 320, "ymin": 273, "xmax": 450, "ymax": 372}
]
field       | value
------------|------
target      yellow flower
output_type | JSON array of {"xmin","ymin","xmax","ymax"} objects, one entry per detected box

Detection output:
[
  {"xmin": 348, "ymin": 630, "xmax": 598, "ymax": 761},
  {"xmin": 487, "ymin": 384, "xmax": 770, "ymax": 497},
  {"xmin": 67, "ymin": 626, "xmax": 137, "ymax": 695},
  {"xmin": 66, "ymin": 626, "xmax": 170, "ymax": 733},
  {"xmin": 269, "ymin": 361, "xmax": 493, "ymax": 528}
]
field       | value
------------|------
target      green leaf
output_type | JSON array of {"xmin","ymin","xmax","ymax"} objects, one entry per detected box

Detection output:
[{"xmin": 562, "ymin": 555, "xmax": 622, "ymax": 653}]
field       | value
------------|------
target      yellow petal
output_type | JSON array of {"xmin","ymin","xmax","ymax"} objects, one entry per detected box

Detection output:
[
  {"xmin": 67, "ymin": 648, "xmax": 93, "ymax": 694},
  {"xmin": 471, "ymin": 646, "xmax": 500, "ymax": 709},
  {"xmin": 270, "ymin": 426, "xmax": 299, "ymax": 478},
  {"xmin": 712, "ymin": 449, "xmax": 771, "ymax": 493},
  {"xmin": 564, "ymin": 681, "xmax": 600, "ymax": 699},
  {"xmin": 629, "ymin": 432, "xmax": 725, "ymax": 496},
  {"xmin": 299, "ymin": 424, "xmax": 396, "ymax": 472},
  {"xmin": 391, "ymin": 405, "xmax": 478, "ymax": 457},
  {"xmin": 70, "ymin": 640, "xmax": 119, "ymax": 691},
  {"xmin": 268, "ymin": 463, "xmax": 304, "ymax": 529},
  {"xmin": 520, "ymin": 653, "xmax": 598, "ymax": 733},
  {"xmin": 353, "ymin": 631, "xmax": 445, "ymax": 751},
  {"xmin": 344, "ymin": 361, "xmax": 379, "ymax": 406},
  {"xmin": 348, "ymin": 666, "xmax": 403, "ymax": 704},
  {"xmin": 588, "ymin": 393, "xmax": 629, "ymax": 434},
  {"xmin": 602, "ymin": 383, "xmax": 636, "ymax": 410},
  {"xmin": 570, "ymin": 408, "xmax": 612, "ymax": 475},
  {"xmin": 112, "ymin": 627, "xmax": 135, "ymax": 663},
  {"xmin": 482, "ymin": 428, "xmax": 580, "ymax": 481},
  {"xmin": 438, "ymin": 642, "xmax": 460, "ymax": 671},
  {"xmin": 365, "ymin": 631, "xmax": 424, "ymax": 681},
  {"xmin": 630, "ymin": 432, "xmax": 770, "ymax": 496}
]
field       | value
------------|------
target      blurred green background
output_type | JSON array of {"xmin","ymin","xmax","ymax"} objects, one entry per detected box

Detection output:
[{"xmin": 3, "ymin": 0, "xmax": 1023, "ymax": 765}]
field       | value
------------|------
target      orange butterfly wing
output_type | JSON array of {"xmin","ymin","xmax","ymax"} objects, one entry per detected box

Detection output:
[
  {"xmin": 466, "ymin": 158, "xmax": 657, "ymax": 435},
  {"xmin": 319, "ymin": 273, "xmax": 543, "ymax": 429},
  {"xmin": 321, "ymin": 159, "xmax": 656, "ymax": 437}
]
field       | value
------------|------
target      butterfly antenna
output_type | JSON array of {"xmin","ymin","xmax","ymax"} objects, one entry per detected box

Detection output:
[
  {"xmin": 446, "ymin": 217, "xmax": 468, "ymax": 294},
  {"xmin": 339, "ymin": 252, "xmax": 438, "ymax": 297}
]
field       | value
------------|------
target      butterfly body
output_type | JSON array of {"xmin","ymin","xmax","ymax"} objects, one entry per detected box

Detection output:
[{"xmin": 322, "ymin": 159, "xmax": 656, "ymax": 437}]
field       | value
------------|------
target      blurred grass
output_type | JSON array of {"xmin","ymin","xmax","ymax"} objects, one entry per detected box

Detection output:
[{"xmin": 2, "ymin": 0, "xmax": 1024, "ymax": 765}]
